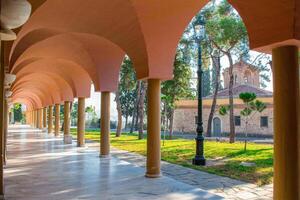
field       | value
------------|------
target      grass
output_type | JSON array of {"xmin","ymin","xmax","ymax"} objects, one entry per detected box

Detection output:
[{"xmin": 71, "ymin": 128, "xmax": 273, "ymax": 186}]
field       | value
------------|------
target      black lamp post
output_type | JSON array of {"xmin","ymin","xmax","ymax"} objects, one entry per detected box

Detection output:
[{"xmin": 192, "ymin": 16, "xmax": 206, "ymax": 166}]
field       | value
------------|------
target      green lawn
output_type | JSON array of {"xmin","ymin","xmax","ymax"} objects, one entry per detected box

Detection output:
[{"xmin": 71, "ymin": 129, "xmax": 273, "ymax": 185}]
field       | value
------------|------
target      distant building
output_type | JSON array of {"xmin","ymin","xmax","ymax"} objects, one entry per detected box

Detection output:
[{"xmin": 173, "ymin": 61, "xmax": 273, "ymax": 137}]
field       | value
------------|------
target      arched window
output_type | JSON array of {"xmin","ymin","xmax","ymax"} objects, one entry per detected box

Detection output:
[{"xmin": 244, "ymin": 70, "xmax": 252, "ymax": 84}]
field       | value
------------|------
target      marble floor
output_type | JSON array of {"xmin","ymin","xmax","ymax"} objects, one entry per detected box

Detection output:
[{"xmin": 4, "ymin": 125, "xmax": 221, "ymax": 200}]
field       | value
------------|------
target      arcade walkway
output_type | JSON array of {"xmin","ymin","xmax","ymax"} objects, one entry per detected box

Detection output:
[{"xmin": 4, "ymin": 125, "xmax": 220, "ymax": 200}]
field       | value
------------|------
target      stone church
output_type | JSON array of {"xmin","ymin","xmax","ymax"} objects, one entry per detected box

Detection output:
[{"xmin": 173, "ymin": 61, "xmax": 274, "ymax": 137}]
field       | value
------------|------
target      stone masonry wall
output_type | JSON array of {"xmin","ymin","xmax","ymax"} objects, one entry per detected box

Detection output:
[{"xmin": 173, "ymin": 107, "xmax": 274, "ymax": 136}]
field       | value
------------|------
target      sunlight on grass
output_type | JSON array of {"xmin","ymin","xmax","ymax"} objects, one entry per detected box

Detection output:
[{"xmin": 71, "ymin": 129, "xmax": 273, "ymax": 185}]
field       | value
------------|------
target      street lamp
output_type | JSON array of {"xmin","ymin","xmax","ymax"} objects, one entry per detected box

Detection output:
[{"xmin": 192, "ymin": 16, "xmax": 206, "ymax": 166}]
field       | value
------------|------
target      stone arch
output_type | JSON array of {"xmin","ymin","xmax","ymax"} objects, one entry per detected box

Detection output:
[
  {"xmin": 14, "ymin": 58, "xmax": 92, "ymax": 97},
  {"xmin": 212, "ymin": 117, "xmax": 222, "ymax": 137},
  {"xmin": 12, "ymin": 73, "xmax": 74, "ymax": 104},
  {"xmin": 8, "ymin": 0, "xmax": 300, "ymax": 84},
  {"xmin": 12, "ymin": 91, "xmax": 43, "ymax": 108},
  {"xmin": 11, "ymin": 32, "xmax": 125, "ymax": 92}
]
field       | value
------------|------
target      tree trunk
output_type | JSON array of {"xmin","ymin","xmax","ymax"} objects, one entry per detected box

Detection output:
[
  {"xmin": 130, "ymin": 81, "xmax": 140, "ymax": 133},
  {"xmin": 226, "ymin": 52, "xmax": 236, "ymax": 143},
  {"xmin": 135, "ymin": 81, "xmax": 142, "ymax": 131},
  {"xmin": 115, "ymin": 91, "xmax": 122, "ymax": 137},
  {"xmin": 169, "ymin": 109, "xmax": 174, "ymax": 140},
  {"xmin": 138, "ymin": 81, "xmax": 147, "ymax": 140},
  {"xmin": 125, "ymin": 114, "xmax": 128, "ymax": 130},
  {"xmin": 130, "ymin": 111, "xmax": 135, "ymax": 133},
  {"xmin": 207, "ymin": 55, "xmax": 221, "ymax": 137}
]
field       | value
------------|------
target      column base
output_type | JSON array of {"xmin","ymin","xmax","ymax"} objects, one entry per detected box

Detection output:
[
  {"xmin": 145, "ymin": 172, "xmax": 162, "ymax": 178},
  {"xmin": 99, "ymin": 154, "xmax": 110, "ymax": 158},
  {"xmin": 77, "ymin": 143, "xmax": 85, "ymax": 147},
  {"xmin": 63, "ymin": 135, "xmax": 73, "ymax": 144}
]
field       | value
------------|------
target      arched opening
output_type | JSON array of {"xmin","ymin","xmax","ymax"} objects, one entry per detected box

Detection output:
[
  {"xmin": 212, "ymin": 117, "xmax": 222, "ymax": 137},
  {"xmin": 243, "ymin": 70, "xmax": 252, "ymax": 84}
]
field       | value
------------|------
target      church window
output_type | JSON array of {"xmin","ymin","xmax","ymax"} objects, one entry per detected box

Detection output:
[
  {"xmin": 234, "ymin": 116, "xmax": 241, "ymax": 126},
  {"xmin": 260, "ymin": 116, "xmax": 268, "ymax": 127}
]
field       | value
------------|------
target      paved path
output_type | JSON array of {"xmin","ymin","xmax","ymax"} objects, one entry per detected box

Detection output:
[
  {"xmin": 85, "ymin": 136, "xmax": 273, "ymax": 200},
  {"xmin": 5, "ymin": 125, "xmax": 221, "ymax": 200},
  {"xmin": 107, "ymin": 148, "xmax": 273, "ymax": 200},
  {"xmin": 5, "ymin": 125, "xmax": 273, "ymax": 199}
]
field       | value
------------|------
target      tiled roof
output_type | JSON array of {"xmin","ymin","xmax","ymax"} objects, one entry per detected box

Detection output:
[{"xmin": 205, "ymin": 84, "xmax": 273, "ymax": 99}]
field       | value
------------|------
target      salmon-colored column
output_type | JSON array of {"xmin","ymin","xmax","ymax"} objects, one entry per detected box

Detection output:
[
  {"xmin": 3, "ymin": 100, "xmax": 8, "ymax": 165},
  {"xmin": 63, "ymin": 101, "xmax": 72, "ymax": 144},
  {"xmin": 28, "ymin": 111, "xmax": 30, "ymax": 126},
  {"xmin": 100, "ymin": 92, "xmax": 110, "ymax": 157},
  {"xmin": 38, "ymin": 109, "xmax": 43, "ymax": 129},
  {"xmin": 32, "ymin": 110, "xmax": 34, "ymax": 127},
  {"xmin": 36, "ymin": 110, "xmax": 38, "ymax": 128},
  {"xmin": 34, "ymin": 110, "xmax": 38, "ymax": 128},
  {"xmin": 43, "ymin": 107, "xmax": 47, "ymax": 128},
  {"xmin": 48, "ymin": 105, "xmax": 53, "ymax": 133},
  {"xmin": 0, "ymin": 41, "xmax": 4, "ymax": 195},
  {"xmin": 54, "ymin": 104, "xmax": 60, "ymax": 136},
  {"xmin": 146, "ymin": 79, "xmax": 161, "ymax": 178},
  {"xmin": 272, "ymin": 46, "xmax": 299, "ymax": 200},
  {"xmin": 77, "ymin": 97, "xmax": 85, "ymax": 147},
  {"xmin": 31, "ymin": 111, "xmax": 34, "ymax": 126}
]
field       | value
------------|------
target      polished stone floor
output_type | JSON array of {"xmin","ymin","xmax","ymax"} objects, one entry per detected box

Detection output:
[{"xmin": 4, "ymin": 125, "xmax": 221, "ymax": 200}]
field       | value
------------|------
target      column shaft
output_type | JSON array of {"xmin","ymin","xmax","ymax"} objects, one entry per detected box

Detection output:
[
  {"xmin": 43, "ymin": 107, "xmax": 47, "ymax": 128},
  {"xmin": 100, "ymin": 92, "xmax": 110, "ymax": 157},
  {"xmin": 146, "ymin": 79, "xmax": 161, "ymax": 178},
  {"xmin": 48, "ymin": 106, "xmax": 53, "ymax": 133},
  {"xmin": 0, "ymin": 41, "xmax": 4, "ymax": 195},
  {"xmin": 272, "ymin": 46, "xmax": 300, "ymax": 200},
  {"xmin": 38, "ymin": 109, "xmax": 43, "ymax": 129},
  {"xmin": 3, "ymin": 100, "xmax": 7, "ymax": 165},
  {"xmin": 54, "ymin": 104, "xmax": 60, "ymax": 136},
  {"xmin": 34, "ymin": 110, "xmax": 38, "ymax": 128},
  {"xmin": 30, "ymin": 111, "xmax": 33, "ymax": 125},
  {"xmin": 63, "ymin": 101, "xmax": 72, "ymax": 144},
  {"xmin": 77, "ymin": 98, "xmax": 85, "ymax": 147}
]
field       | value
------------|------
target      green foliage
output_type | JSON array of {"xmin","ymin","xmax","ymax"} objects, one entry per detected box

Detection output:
[
  {"xmin": 118, "ymin": 57, "xmax": 137, "ymax": 119},
  {"xmin": 162, "ymin": 55, "xmax": 194, "ymax": 102},
  {"xmin": 241, "ymin": 107, "xmax": 252, "ymax": 117},
  {"xmin": 250, "ymin": 100, "xmax": 267, "ymax": 113},
  {"xmin": 85, "ymin": 106, "xmax": 99, "ymax": 128},
  {"xmin": 239, "ymin": 92, "xmax": 266, "ymax": 117},
  {"xmin": 239, "ymin": 92, "xmax": 256, "ymax": 103},
  {"xmin": 161, "ymin": 54, "xmax": 194, "ymax": 120},
  {"xmin": 71, "ymin": 101, "xmax": 78, "ymax": 126},
  {"xmin": 219, "ymin": 105, "xmax": 230, "ymax": 116},
  {"xmin": 205, "ymin": 1, "xmax": 248, "ymax": 53},
  {"xmin": 13, "ymin": 103, "xmax": 23, "ymax": 122},
  {"xmin": 202, "ymin": 69, "xmax": 211, "ymax": 97}
]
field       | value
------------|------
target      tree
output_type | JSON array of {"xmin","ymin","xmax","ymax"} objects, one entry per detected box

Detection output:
[
  {"xmin": 115, "ymin": 90, "xmax": 122, "ymax": 137},
  {"xmin": 137, "ymin": 81, "xmax": 147, "ymax": 139},
  {"xmin": 202, "ymin": 68, "xmax": 211, "ymax": 97},
  {"xmin": 205, "ymin": 0, "xmax": 248, "ymax": 143},
  {"xmin": 239, "ymin": 92, "xmax": 266, "ymax": 151},
  {"xmin": 71, "ymin": 101, "xmax": 78, "ymax": 126},
  {"xmin": 13, "ymin": 103, "xmax": 23, "ymax": 122},
  {"xmin": 206, "ymin": 53, "xmax": 221, "ymax": 137},
  {"xmin": 219, "ymin": 92, "xmax": 266, "ymax": 149},
  {"xmin": 85, "ymin": 106, "xmax": 99, "ymax": 128},
  {"xmin": 118, "ymin": 57, "xmax": 137, "ymax": 132},
  {"xmin": 161, "ymin": 54, "xmax": 194, "ymax": 139}
]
